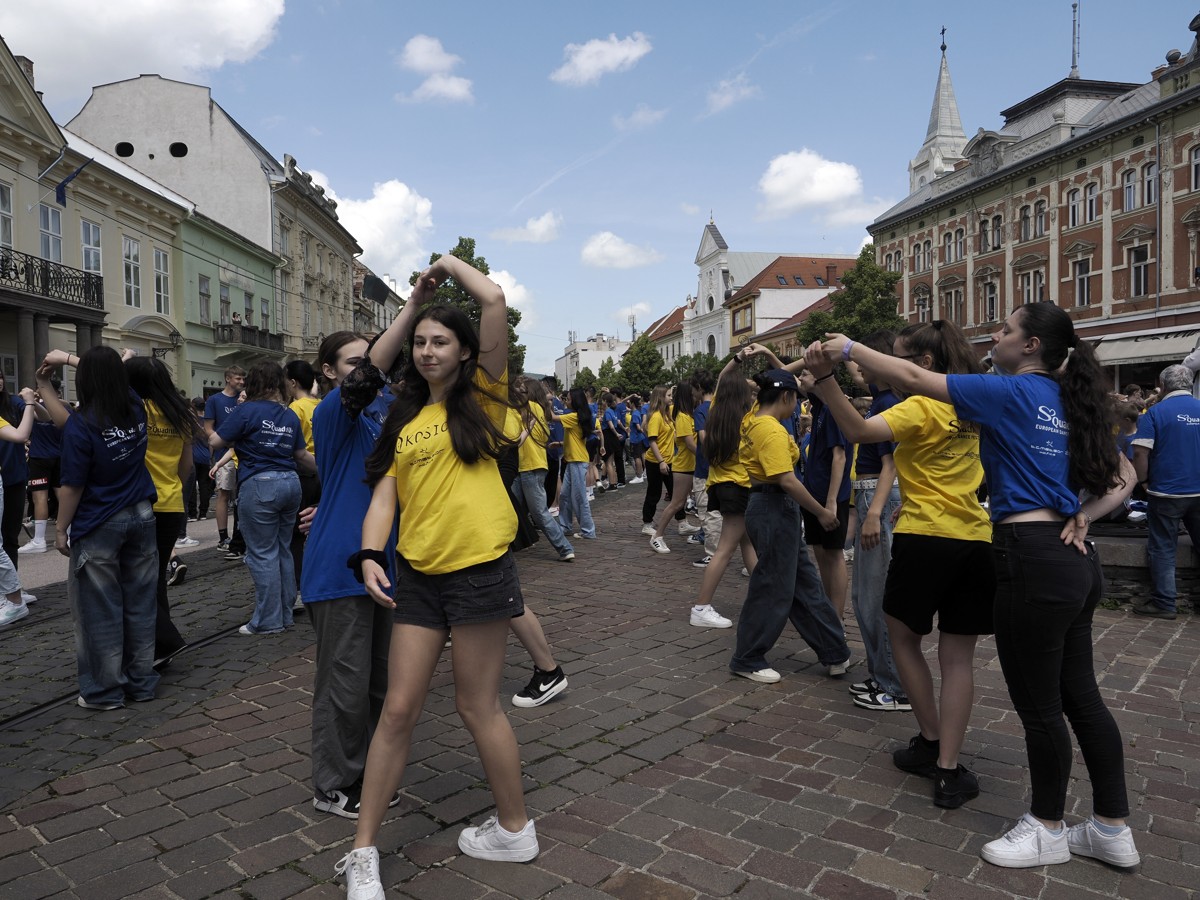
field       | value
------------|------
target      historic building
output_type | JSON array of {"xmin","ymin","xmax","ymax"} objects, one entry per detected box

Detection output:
[
  {"xmin": 687, "ymin": 221, "xmax": 782, "ymax": 360},
  {"xmin": 724, "ymin": 253, "xmax": 857, "ymax": 350},
  {"xmin": 870, "ymin": 14, "xmax": 1200, "ymax": 387}
]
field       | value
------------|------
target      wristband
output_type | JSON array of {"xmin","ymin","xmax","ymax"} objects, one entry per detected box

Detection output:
[
  {"xmin": 841, "ymin": 340, "xmax": 855, "ymax": 362},
  {"xmin": 813, "ymin": 372, "xmax": 835, "ymax": 384},
  {"xmin": 347, "ymin": 548, "xmax": 389, "ymax": 583}
]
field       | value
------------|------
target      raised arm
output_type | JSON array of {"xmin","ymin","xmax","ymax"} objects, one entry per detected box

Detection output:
[
  {"xmin": 429, "ymin": 255, "xmax": 507, "ymax": 380},
  {"xmin": 35, "ymin": 365, "xmax": 71, "ymax": 428},
  {"xmin": 815, "ymin": 335, "xmax": 951, "ymax": 405},
  {"xmin": 801, "ymin": 345, "xmax": 896, "ymax": 445},
  {"xmin": 0, "ymin": 391, "xmax": 37, "ymax": 442}
]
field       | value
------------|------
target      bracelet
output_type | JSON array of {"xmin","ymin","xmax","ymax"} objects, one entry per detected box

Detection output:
[
  {"xmin": 813, "ymin": 372, "xmax": 835, "ymax": 384},
  {"xmin": 841, "ymin": 340, "xmax": 855, "ymax": 362},
  {"xmin": 347, "ymin": 548, "xmax": 389, "ymax": 583}
]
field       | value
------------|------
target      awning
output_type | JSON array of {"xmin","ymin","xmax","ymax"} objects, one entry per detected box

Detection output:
[{"xmin": 1093, "ymin": 328, "xmax": 1200, "ymax": 365}]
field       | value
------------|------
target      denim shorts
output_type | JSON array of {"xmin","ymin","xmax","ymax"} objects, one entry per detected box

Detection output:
[
  {"xmin": 392, "ymin": 551, "xmax": 525, "ymax": 628},
  {"xmin": 883, "ymin": 532, "xmax": 995, "ymax": 635}
]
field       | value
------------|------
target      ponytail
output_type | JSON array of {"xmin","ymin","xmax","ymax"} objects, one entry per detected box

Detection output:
[{"xmin": 1057, "ymin": 339, "xmax": 1121, "ymax": 497}]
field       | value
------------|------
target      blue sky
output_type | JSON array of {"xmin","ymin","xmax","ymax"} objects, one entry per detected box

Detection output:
[{"xmin": 5, "ymin": 1, "xmax": 1197, "ymax": 372}]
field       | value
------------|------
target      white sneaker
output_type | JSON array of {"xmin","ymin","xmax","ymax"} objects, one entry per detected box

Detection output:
[
  {"xmin": 981, "ymin": 813, "xmax": 1071, "ymax": 868},
  {"xmin": 690, "ymin": 605, "xmax": 732, "ymax": 628},
  {"xmin": 175, "ymin": 536, "xmax": 200, "ymax": 547},
  {"xmin": 20, "ymin": 591, "xmax": 37, "ymax": 605},
  {"xmin": 17, "ymin": 539, "xmax": 47, "ymax": 554},
  {"xmin": 629, "ymin": 475, "xmax": 645, "ymax": 484},
  {"xmin": 547, "ymin": 506, "xmax": 559, "ymax": 517},
  {"xmin": 677, "ymin": 522, "xmax": 701, "ymax": 535},
  {"xmin": 640, "ymin": 523, "xmax": 657, "ymax": 535},
  {"xmin": 828, "ymin": 656, "xmax": 851, "ymax": 676},
  {"xmin": 334, "ymin": 846, "xmax": 385, "ymax": 900},
  {"xmin": 1067, "ymin": 818, "xmax": 1140, "ymax": 868},
  {"xmin": 649, "ymin": 536, "xmax": 670, "ymax": 554},
  {"xmin": 458, "ymin": 816, "xmax": 539, "ymax": 862},
  {"xmin": 843, "ymin": 547, "xmax": 855, "ymax": 562},
  {"xmin": 734, "ymin": 667, "xmax": 781, "ymax": 684},
  {"xmin": 741, "ymin": 566, "xmax": 750, "ymax": 577},
  {"xmin": 0, "ymin": 599, "xmax": 29, "ymax": 626}
]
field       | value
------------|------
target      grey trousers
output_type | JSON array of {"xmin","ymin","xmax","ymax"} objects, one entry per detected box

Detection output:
[{"xmin": 308, "ymin": 595, "xmax": 392, "ymax": 795}]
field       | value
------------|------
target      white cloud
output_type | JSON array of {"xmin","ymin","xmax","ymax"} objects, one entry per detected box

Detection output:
[
  {"xmin": 490, "ymin": 269, "xmax": 538, "ymax": 330},
  {"xmin": 680, "ymin": 203, "xmax": 701, "ymax": 216},
  {"xmin": 393, "ymin": 34, "xmax": 473, "ymax": 103},
  {"xmin": 826, "ymin": 198, "xmax": 894, "ymax": 229},
  {"xmin": 0, "ymin": 1, "xmax": 283, "ymax": 112},
  {"xmin": 490, "ymin": 211, "xmax": 561, "ymax": 244},
  {"xmin": 398, "ymin": 34, "xmax": 461, "ymax": 74},
  {"xmin": 705, "ymin": 73, "xmax": 759, "ymax": 115},
  {"xmin": 581, "ymin": 232, "xmax": 663, "ymax": 269},
  {"xmin": 613, "ymin": 103, "xmax": 666, "ymax": 132},
  {"xmin": 309, "ymin": 170, "xmax": 435, "ymax": 288},
  {"xmin": 550, "ymin": 32, "xmax": 652, "ymax": 86},
  {"xmin": 757, "ymin": 148, "xmax": 867, "ymax": 219}
]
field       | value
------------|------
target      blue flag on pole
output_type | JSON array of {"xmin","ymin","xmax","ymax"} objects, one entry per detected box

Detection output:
[{"xmin": 55, "ymin": 158, "xmax": 94, "ymax": 206}]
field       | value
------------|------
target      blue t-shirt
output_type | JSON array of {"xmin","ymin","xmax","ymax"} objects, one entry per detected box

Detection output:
[
  {"xmin": 855, "ymin": 389, "xmax": 900, "ymax": 476},
  {"xmin": 60, "ymin": 394, "xmax": 156, "ymax": 541},
  {"xmin": 192, "ymin": 429, "xmax": 211, "ymax": 468},
  {"xmin": 547, "ymin": 397, "xmax": 565, "ymax": 458},
  {"xmin": 216, "ymin": 400, "xmax": 301, "ymax": 483},
  {"xmin": 301, "ymin": 387, "xmax": 398, "ymax": 604},
  {"xmin": 0, "ymin": 398, "xmax": 28, "ymax": 485},
  {"xmin": 29, "ymin": 416, "xmax": 62, "ymax": 460},
  {"xmin": 603, "ymin": 407, "xmax": 625, "ymax": 439},
  {"xmin": 629, "ymin": 408, "xmax": 647, "ymax": 446},
  {"xmin": 946, "ymin": 373, "xmax": 1078, "ymax": 521},
  {"xmin": 1132, "ymin": 392, "xmax": 1200, "ymax": 495},
  {"xmin": 803, "ymin": 395, "xmax": 852, "ymax": 503},
  {"xmin": 693, "ymin": 400, "xmax": 711, "ymax": 479},
  {"xmin": 204, "ymin": 391, "xmax": 240, "ymax": 430}
]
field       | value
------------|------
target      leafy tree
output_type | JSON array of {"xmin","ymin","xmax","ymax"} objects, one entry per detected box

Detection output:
[
  {"xmin": 797, "ymin": 244, "xmax": 904, "ymax": 348},
  {"xmin": 616, "ymin": 334, "xmax": 666, "ymax": 397},
  {"xmin": 409, "ymin": 236, "xmax": 527, "ymax": 375},
  {"xmin": 596, "ymin": 357, "xmax": 619, "ymax": 392},
  {"xmin": 572, "ymin": 366, "xmax": 597, "ymax": 392},
  {"xmin": 667, "ymin": 352, "xmax": 723, "ymax": 388}
]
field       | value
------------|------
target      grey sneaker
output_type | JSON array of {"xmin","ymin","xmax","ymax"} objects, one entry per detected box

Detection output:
[{"xmin": 458, "ymin": 816, "xmax": 539, "ymax": 862}]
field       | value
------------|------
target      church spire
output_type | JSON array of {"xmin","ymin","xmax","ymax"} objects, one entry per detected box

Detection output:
[{"xmin": 909, "ymin": 28, "xmax": 968, "ymax": 195}]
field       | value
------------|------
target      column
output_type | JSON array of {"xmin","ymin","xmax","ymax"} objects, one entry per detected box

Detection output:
[
  {"xmin": 33, "ymin": 313, "xmax": 50, "ymax": 367},
  {"xmin": 75, "ymin": 321, "xmax": 91, "ymax": 355},
  {"xmin": 17, "ymin": 308, "xmax": 34, "ymax": 388},
  {"xmin": 91, "ymin": 324, "xmax": 105, "ymax": 349}
]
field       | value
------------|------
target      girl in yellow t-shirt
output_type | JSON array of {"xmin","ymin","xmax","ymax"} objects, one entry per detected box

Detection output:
[
  {"xmin": 351, "ymin": 254, "xmax": 538, "ymax": 884},
  {"xmin": 126, "ymin": 357, "xmax": 197, "ymax": 662},
  {"xmin": 555, "ymin": 387, "xmax": 598, "ymax": 539},
  {"xmin": 649, "ymin": 381, "xmax": 700, "ymax": 552},
  {"xmin": 805, "ymin": 321, "xmax": 993, "ymax": 811},
  {"xmin": 640, "ymin": 384, "xmax": 674, "ymax": 530}
]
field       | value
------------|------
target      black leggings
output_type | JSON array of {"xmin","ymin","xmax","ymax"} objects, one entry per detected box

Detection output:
[
  {"xmin": 642, "ymin": 463, "xmax": 675, "ymax": 524},
  {"xmin": 603, "ymin": 432, "xmax": 626, "ymax": 485},
  {"xmin": 154, "ymin": 511, "xmax": 187, "ymax": 658}
]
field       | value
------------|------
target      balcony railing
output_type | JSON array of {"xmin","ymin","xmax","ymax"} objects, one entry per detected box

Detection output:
[
  {"xmin": 0, "ymin": 249, "xmax": 103, "ymax": 309},
  {"xmin": 214, "ymin": 323, "xmax": 284, "ymax": 353}
]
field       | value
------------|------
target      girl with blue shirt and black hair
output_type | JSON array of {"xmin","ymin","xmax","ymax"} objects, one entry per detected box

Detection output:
[{"xmin": 819, "ymin": 302, "xmax": 1139, "ymax": 871}]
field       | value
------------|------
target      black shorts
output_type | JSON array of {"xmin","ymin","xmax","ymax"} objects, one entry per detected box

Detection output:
[
  {"xmin": 708, "ymin": 482, "xmax": 748, "ymax": 516},
  {"xmin": 27, "ymin": 457, "xmax": 61, "ymax": 491},
  {"xmin": 392, "ymin": 551, "xmax": 525, "ymax": 629},
  {"xmin": 882, "ymin": 532, "xmax": 995, "ymax": 636},
  {"xmin": 801, "ymin": 499, "xmax": 850, "ymax": 550}
]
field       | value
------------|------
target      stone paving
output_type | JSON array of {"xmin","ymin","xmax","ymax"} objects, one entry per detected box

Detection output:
[{"xmin": 0, "ymin": 489, "xmax": 1197, "ymax": 899}]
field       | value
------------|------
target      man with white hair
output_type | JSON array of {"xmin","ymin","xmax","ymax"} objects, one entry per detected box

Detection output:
[{"xmin": 1130, "ymin": 364, "xmax": 1200, "ymax": 619}]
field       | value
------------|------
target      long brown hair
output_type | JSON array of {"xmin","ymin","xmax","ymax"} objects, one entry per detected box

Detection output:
[{"xmin": 703, "ymin": 370, "xmax": 753, "ymax": 466}]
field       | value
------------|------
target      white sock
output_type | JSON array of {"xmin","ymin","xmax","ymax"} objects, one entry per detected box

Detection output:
[{"xmin": 34, "ymin": 520, "xmax": 47, "ymax": 542}]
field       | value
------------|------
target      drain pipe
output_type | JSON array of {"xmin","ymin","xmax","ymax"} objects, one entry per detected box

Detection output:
[{"xmin": 1155, "ymin": 119, "xmax": 1162, "ymax": 314}]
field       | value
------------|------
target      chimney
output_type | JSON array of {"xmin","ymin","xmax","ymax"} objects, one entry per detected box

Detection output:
[
  {"xmin": 826, "ymin": 264, "xmax": 837, "ymax": 284},
  {"xmin": 14, "ymin": 56, "xmax": 34, "ymax": 89}
]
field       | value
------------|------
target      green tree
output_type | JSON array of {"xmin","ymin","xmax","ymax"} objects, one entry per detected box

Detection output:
[
  {"xmin": 797, "ymin": 244, "xmax": 904, "ymax": 348},
  {"xmin": 667, "ymin": 352, "xmax": 723, "ymax": 387},
  {"xmin": 572, "ymin": 366, "xmax": 597, "ymax": 392},
  {"xmin": 616, "ymin": 334, "xmax": 666, "ymax": 397},
  {"xmin": 596, "ymin": 357, "xmax": 619, "ymax": 393},
  {"xmin": 409, "ymin": 236, "xmax": 527, "ymax": 375}
]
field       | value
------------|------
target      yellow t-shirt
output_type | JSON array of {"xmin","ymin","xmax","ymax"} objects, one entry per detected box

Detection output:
[
  {"xmin": 880, "ymin": 395, "xmax": 990, "ymax": 542},
  {"xmin": 672, "ymin": 411, "xmax": 696, "ymax": 472},
  {"xmin": 517, "ymin": 403, "xmax": 550, "ymax": 472},
  {"xmin": 289, "ymin": 395, "xmax": 319, "ymax": 457},
  {"xmin": 559, "ymin": 411, "xmax": 591, "ymax": 463},
  {"xmin": 385, "ymin": 368, "xmax": 516, "ymax": 574},
  {"xmin": 706, "ymin": 405, "xmax": 752, "ymax": 489},
  {"xmin": 740, "ymin": 413, "xmax": 799, "ymax": 482},
  {"xmin": 646, "ymin": 410, "xmax": 674, "ymax": 463},
  {"xmin": 144, "ymin": 400, "xmax": 184, "ymax": 513}
]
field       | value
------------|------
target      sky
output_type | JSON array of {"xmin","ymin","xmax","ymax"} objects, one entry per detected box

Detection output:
[{"xmin": 3, "ymin": 0, "xmax": 1198, "ymax": 373}]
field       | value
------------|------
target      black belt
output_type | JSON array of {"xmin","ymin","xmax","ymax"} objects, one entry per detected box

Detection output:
[{"xmin": 749, "ymin": 484, "xmax": 785, "ymax": 494}]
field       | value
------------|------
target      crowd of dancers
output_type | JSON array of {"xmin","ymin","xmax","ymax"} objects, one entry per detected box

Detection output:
[{"xmin": 0, "ymin": 269, "xmax": 1149, "ymax": 896}]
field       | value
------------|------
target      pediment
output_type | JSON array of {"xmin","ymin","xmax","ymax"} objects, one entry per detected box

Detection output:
[
  {"xmin": 1062, "ymin": 239, "xmax": 1096, "ymax": 256},
  {"xmin": 973, "ymin": 265, "xmax": 1001, "ymax": 280},
  {"xmin": 936, "ymin": 274, "xmax": 966, "ymax": 288},
  {"xmin": 1115, "ymin": 223, "xmax": 1156, "ymax": 244},
  {"xmin": 912, "ymin": 282, "xmax": 931, "ymax": 297},
  {"xmin": 0, "ymin": 47, "xmax": 63, "ymax": 151},
  {"xmin": 1010, "ymin": 253, "xmax": 1049, "ymax": 270},
  {"xmin": 694, "ymin": 222, "xmax": 728, "ymax": 265},
  {"xmin": 1181, "ymin": 204, "xmax": 1200, "ymax": 225}
]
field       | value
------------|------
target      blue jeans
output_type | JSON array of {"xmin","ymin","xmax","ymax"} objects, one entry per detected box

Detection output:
[
  {"xmin": 515, "ymin": 471, "xmax": 574, "ymax": 556},
  {"xmin": 69, "ymin": 500, "xmax": 159, "ymax": 705},
  {"xmin": 239, "ymin": 470, "xmax": 302, "ymax": 633},
  {"xmin": 732, "ymin": 490, "xmax": 849, "ymax": 673},
  {"xmin": 0, "ymin": 484, "xmax": 19, "ymax": 597},
  {"xmin": 558, "ymin": 461, "xmax": 596, "ymax": 538},
  {"xmin": 1146, "ymin": 494, "xmax": 1200, "ymax": 612},
  {"xmin": 851, "ymin": 484, "xmax": 902, "ymax": 695}
]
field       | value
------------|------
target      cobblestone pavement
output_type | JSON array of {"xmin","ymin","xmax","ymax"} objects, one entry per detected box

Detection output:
[{"xmin": 0, "ymin": 489, "xmax": 1196, "ymax": 899}]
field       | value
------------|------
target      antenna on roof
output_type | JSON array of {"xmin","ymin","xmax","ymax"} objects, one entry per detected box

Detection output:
[{"xmin": 1069, "ymin": 2, "xmax": 1081, "ymax": 79}]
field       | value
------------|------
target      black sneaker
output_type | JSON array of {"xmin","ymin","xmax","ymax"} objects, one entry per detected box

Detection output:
[
  {"xmin": 511, "ymin": 666, "xmax": 568, "ymax": 708},
  {"xmin": 853, "ymin": 690, "xmax": 912, "ymax": 711},
  {"xmin": 934, "ymin": 764, "xmax": 980, "ymax": 809},
  {"xmin": 1131, "ymin": 599, "xmax": 1177, "ymax": 620},
  {"xmin": 848, "ymin": 677, "xmax": 880, "ymax": 697},
  {"xmin": 313, "ymin": 784, "xmax": 362, "ymax": 819},
  {"xmin": 224, "ymin": 550, "xmax": 245, "ymax": 561},
  {"xmin": 166, "ymin": 559, "xmax": 188, "ymax": 586},
  {"xmin": 692, "ymin": 555, "xmax": 712, "ymax": 568},
  {"xmin": 216, "ymin": 538, "xmax": 230, "ymax": 552},
  {"xmin": 893, "ymin": 733, "xmax": 940, "ymax": 778}
]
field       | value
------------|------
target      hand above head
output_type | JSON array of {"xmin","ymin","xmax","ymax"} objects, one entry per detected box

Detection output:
[
  {"xmin": 18, "ymin": 387, "xmax": 37, "ymax": 403},
  {"xmin": 819, "ymin": 334, "xmax": 852, "ymax": 361},
  {"xmin": 803, "ymin": 341, "xmax": 834, "ymax": 379},
  {"xmin": 43, "ymin": 349, "xmax": 72, "ymax": 368}
]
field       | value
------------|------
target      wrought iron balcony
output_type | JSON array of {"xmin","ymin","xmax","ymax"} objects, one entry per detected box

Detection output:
[
  {"xmin": 0, "ymin": 248, "xmax": 103, "ymax": 309},
  {"xmin": 213, "ymin": 323, "xmax": 284, "ymax": 353}
]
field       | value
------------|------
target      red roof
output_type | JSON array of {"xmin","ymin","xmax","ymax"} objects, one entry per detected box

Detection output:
[
  {"xmin": 643, "ymin": 304, "xmax": 686, "ymax": 341},
  {"xmin": 725, "ymin": 255, "xmax": 857, "ymax": 307}
]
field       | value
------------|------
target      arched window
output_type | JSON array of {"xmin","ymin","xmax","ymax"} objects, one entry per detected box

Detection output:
[
  {"xmin": 991, "ymin": 216, "xmax": 1003, "ymax": 248},
  {"xmin": 1084, "ymin": 182, "xmax": 1098, "ymax": 222},
  {"xmin": 1019, "ymin": 206, "xmax": 1031, "ymax": 241},
  {"xmin": 1144, "ymin": 162, "xmax": 1159, "ymax": 205},
  {"xmin": 1034, "ymin": 200, "xmax": 1047, "ymax": 236},
  {"xmin": 1122, "ymin": 170, "xmax": 1137, "ymax": 211},
  {"xmin": 979, "ymin": 218, "xmax": 990, "ymax": 253},
  {"xmin": 1067, "ymin": 188, "xmax": 1081, "ymax": 227},
  {"xmin": 707, "ymin": 334, "xmax": 717, "ymax": 355},
  {"xmin": 944, "ymin": 232, "xmax": 954, "ymax": 262},
  {"xmin": 923, "ymin": 240, "xmax": 932, "ymax": 269},
  {"xmin": 913, "ymin": 243, "xmax": 922, "ymax": 272},
  {"xmin": 1192, "ymin": 147, "xmax": 1200, "ymax": 192},
  {"xmin": 955, "ymin": 228, "xmax": 964, "ymax": 259}
]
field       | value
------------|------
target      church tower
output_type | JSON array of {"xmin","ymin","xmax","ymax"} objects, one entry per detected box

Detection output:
[{"xmin": 908, "ymin": 30, "xmax": 968, "ymax": 195}]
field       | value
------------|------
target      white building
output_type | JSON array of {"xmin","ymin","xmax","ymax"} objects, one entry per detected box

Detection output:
[{"xmin": 554, "ymin": 333, "xmax": 630, "ymax": 389}]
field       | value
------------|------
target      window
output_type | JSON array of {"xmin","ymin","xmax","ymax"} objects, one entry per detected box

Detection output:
[
  {"xmin": 302, "ymin": 286, "xmax": 311, "ymax": 336},
  {"xmin": 955, "ymin": 228, "xmax": 965, "ymax": 260},
  {"xmin": 917, "ymin": 296, "xmax": 929, "ymax": 323},
  {"xmin": 279, "ymin": 272, "xmax": 290, "ymax": 333},
  {"xmin": 952, "ymin": 288, "xmax": 963, "ymax": 324},
  {"xmin": 1073, "ymin": 259, "xmax": 1092, "ymax": 306},
  {"xmin": 776, "ymin": 275, "xmax": 788, "ymax": 286},
  {"xmin": 707, "ymin": 335, "xmax": 716, "ymax": 355},
  {"xmin": 1067, "ymin": 189, "xmax": 1081, "ymax": 228},
  {"xmin": 733, "ymin": 307, "xmax": 752, "ymax": 331},
  {"xmin": 317, "ymin": 245, "xmax": 324, "ymax": 274},
  {"xmin": 261, "ymin": 297, "xmax": 270, "ymax": 332},
  {"xmin": 279, "ymin": 222, "xmax": 289, "ymax": 256},
  {"xmin": 1192, "ymin": 147, "xmax": 1200, "ymax": 191},
  {"xmin": 991, "ymin": 217, "xmax": 1002, "ymax": 249},
  {"xmin": 81, "ymin": 220, "xmax": 101, "ymax": 273},
  {"xmin": 1034, "ymin": 270, "xmax": 1045, "ymax": 303},
  {"xmin": 123, "ymin": 236, "xmax": 141, "ymax": 308},
  {"xmin": 1122, "ymin": 170, "xmax": 1137, "ymax": 211},
  {"xmin": 1130, "ymin": 246, "xmax": 1150, "ymax": 297},
  {"xmin": 1144, "ymin": 162, "xmax": 1158, "ymax": 206},
  {"xmin": 979, "ymin": 218, "xmax": 990, "ymax": 253},
  {"xmin": 984, "ymin": 282, "xmax": 997, "ymax": 322},
  {"xmin": 1034, "ymin": 200, "xmax": 1047, "ymax": 237},
  {"xmin": 220, "ymin": 283, "xmax": 231, "ymax": 324},
  {"xmin": 244, "ymin": 291, "xmax": 254, "ymax": 327},
  {"xmin": 199, "ymin": 274, "xmax": 211, "ymax": 325},
  {"xmin": 39, "ymin": 204, "xmax": 62, "ymax": 262},
  {"xmin": 924, "ymin": 240, "xmax": 932, "ymax": 269},
  {"xmin": 1019, "ymin": 206, "xmax": 1031, "ymax": 241},
  {"xmin": 153, "ymin": 248, "xmax": 169, "ymax": 314},
  {"xmin": 913, "ymin": 243, "xmax": 922, "ymax": 271},
  {"xmin": 1085, "ymin": 183, "xmax": 1098, "ymax": 222},
  {"xmin": 793, "ymin": 275, "xmax": 805, "ymax": 286},
  {"xmin": 0, "ymin": 183, "xmax": 13, "ymax": 249},
  {"xmin": 1020, "ymin": 272, "xmax": 1034, "ymax": 304},
  {"xmin": 944, "ymin": 232, "xmax": 954, "ymax": 262},
  {"xmin": 814, "ymin": 275, "xmax": 826, "ymax": 286}
]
